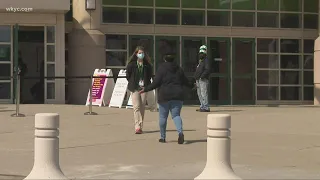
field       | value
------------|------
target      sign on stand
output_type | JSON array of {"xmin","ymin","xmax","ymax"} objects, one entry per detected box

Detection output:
[
  {"xmin": 109, "ymin": 70, "xmax": 128, "ymax": 108},
  {"xmin": 85, "ymin": 69, "xmax": 114, "ymax": 107}
]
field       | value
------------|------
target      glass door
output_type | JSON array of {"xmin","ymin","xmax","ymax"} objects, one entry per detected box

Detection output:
[
  {"xmin": 182, "ymin": 37, "xmax": 205, "ymax": 104},
  {"xmin": 208, "ymin": 37, "xmax": 231, "ymax": 105},
  {"xmin": 232, "ymin": 38, "xmax": 255, "ymax": 105},
  {"xmin": 155, "ymin": 36, "xmax": 180, "ymax": 70},
  {"xmin": 44, "ymin": 26, "xmax": 56, "ymax": 103}
]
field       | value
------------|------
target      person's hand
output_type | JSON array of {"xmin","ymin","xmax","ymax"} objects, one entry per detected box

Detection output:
[{"xmin": 139, "ymin": 88, "xmax": 145, "ymax": 94}]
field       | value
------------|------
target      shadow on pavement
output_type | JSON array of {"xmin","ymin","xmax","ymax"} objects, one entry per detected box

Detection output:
[
  {"xmin": 0, "ymin": 173, "xmax": 26, "ymax": 179},
  {"xmin": 143, "ymin": 129, "xmax": 196, "ymax": 134},
  {"xmin": 0, "ymin": 110, "xmax": 15, "ymax": 112},
  {"xmin": 167, "ymin": 139, "xmax": 207, "ymax": 144},
  {"xmin": 211, "ymin": 109, "xmax": 243, "ymax": 112}
]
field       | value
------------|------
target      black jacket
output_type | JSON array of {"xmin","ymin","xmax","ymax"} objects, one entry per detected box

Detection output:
[
  {"xmin": 194, "ymin": 58, "xmax": 210, "ymax": 80},
  {"xmin": 126, "ymin": 60, "xmax": 153, "ymax": 92},
  {"xmin": 144, "ymin": 62, "xmax": 194, "ymax": 103}
]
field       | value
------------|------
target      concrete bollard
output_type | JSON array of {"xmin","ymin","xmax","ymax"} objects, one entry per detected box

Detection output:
[
  {"xmin": 24, "ymin": 113, "xmax": 68, "ymax": 180},
  {"xmin": 195, "ymin": 114, "xmax": 241, "ymax": 180}
]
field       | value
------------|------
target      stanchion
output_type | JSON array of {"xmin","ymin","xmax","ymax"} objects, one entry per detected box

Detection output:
[
  {"xmin": 84, "ymin": 76, "xmax": 98, "ymax": 115},
  {"xmin": 11, "ymin": 73, "xmax": 25, "ymax": 117}
]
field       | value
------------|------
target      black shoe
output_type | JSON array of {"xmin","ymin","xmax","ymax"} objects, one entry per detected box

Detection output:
[
  {"xmin": 159, "ymin": 138, "xmax": 166, "ymax": 143},
  {"xmin": 178, "ymin": 133, "xmax": 184, "ymax": 144},
  {"xmin": 200, "ymin": 109, "xmax": 210, "ymax": 112},
  {"xmin": 196, "ymin": 109, "xmax": 201, "ymax": 111}
]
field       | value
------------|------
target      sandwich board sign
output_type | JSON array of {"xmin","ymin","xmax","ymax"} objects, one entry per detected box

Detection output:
[
  {"xmin": 85, "ymin": 69, "xmax": 114, "ymax": 107},
  {"xmin": 109, "ymin": 70, "xmax": 128, "ymax": 108}
]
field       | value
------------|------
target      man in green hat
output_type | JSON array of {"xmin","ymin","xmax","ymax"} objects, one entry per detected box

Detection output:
[{"xmin": 194, "ymin": 45, "xmax": 210, "ymax": 112}]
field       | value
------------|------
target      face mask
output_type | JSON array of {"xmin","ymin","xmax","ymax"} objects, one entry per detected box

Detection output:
[
  {"xmin": 136, "ymin": 53, "xmax": 145, "ymax": 60},
  {"xmin": 199, "ymin": 54, "xmax": 206, "ymax": 60}
]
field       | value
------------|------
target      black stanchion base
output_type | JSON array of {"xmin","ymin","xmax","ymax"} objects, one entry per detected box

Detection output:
[
  {"xmin": 84, "ymin": 112, "xmax": 98, "ymax": 115},
  {"xmin": 11, "ymin": 113, "xmax": 25, "ymax": 117}
]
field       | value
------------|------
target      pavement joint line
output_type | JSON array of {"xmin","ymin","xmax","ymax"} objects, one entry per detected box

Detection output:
[{"xmin": 60, "ymin": 138, "xmax": 148, "ymax": 150}]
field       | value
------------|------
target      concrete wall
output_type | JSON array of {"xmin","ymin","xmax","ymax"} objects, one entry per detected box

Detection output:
[{"xmin": 68, "ymin": 0, "xmax": 106, "ymax": 104}]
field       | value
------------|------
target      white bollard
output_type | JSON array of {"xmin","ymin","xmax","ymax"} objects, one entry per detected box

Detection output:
[
  {"xmin": 24, "ymin": 113, "xmax": 68, "ymax": 180},
  {"xmin": 195, "ymin": 114, "xmax": 241, "ymax": 180}
]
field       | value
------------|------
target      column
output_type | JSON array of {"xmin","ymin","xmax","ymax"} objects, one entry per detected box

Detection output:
[
  {"xmin": 68, "ymin": 0, "xmax": 105, "ymax": 104},
  {"xmin": 313, "ymin": 0, "xmax": 320, "ymax": 105}
]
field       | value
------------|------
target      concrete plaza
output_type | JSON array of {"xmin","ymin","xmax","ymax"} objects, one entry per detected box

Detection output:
[{"xmin": 0, "ymin": 104, "xmax": 320, "ymax": 179}]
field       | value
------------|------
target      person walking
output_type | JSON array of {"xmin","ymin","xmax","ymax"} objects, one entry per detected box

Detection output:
[
  {"xmin": 139, "ymin": 53, "xmax": 194, "ymax": 144},
  {"xmin": 126, "ymin": 46, "xmax": 153, "ymax": 134},
  {"xmin": 194, "ymin": 45, "xmax": 210, "ymax": 112}
]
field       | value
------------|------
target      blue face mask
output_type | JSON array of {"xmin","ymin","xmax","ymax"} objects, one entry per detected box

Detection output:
[{"xmin": 136, "ymin": 52, "xmax": 145, "ymax": 60}]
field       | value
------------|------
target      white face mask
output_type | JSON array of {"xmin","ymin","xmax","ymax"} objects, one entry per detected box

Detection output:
[{"xmin": 136, "ymin": 52, "xmax": 145, "ymax": 60}]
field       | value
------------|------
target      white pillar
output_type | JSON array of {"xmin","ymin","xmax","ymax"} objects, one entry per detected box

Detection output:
[
  {"xmin": 195, "ymin": 114, "xmax": 241, "ymax": 180},
  {"xmin": 24, "ymin": 113, "xmax": 68, "ymax": 180}
]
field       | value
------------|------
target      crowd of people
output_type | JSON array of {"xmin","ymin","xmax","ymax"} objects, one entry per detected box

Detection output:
[{"xmin": 126, "ymin": 45, "xmax": 210, "ymax": 144}]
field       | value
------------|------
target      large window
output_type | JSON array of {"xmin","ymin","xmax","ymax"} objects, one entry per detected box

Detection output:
[
  {"xmin": 256, "ymin": 38, "xmax": 279, "ymax": 101},
  {"xmin": 100, "ymin": 0, "xmax": 318, "ymax": 29},
  {"xmin": 105, "ymin": 34, "xmax": 127, "ymax": 67},
  {"xmin": 303, "ymin": 39, "xmax": 314, "ymax": 101},
  {"xmin": 257, "ymin": 37, "xmax": 313, "ymax": 102},
  {"xmin": 102, "ymin": 0, "xmax": 127, "ymax": 23}
]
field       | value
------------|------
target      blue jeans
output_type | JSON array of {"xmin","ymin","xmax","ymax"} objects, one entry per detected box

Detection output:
[
  {"xmin": 158, "ymin": 100, "xmax": 183, "ymax": 139},
  {"xmin": 196, "ymin": 79, "xmax": 210, "ymax": 110}
]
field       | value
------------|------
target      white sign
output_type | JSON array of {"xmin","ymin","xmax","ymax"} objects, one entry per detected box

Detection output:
[
  {"xmin": 109, "ymin": 70, "xmax": 128, "ymax": 108},
  {"xmin": 85, "ymin": 69, "xmax": 114, "ymax": 107}
]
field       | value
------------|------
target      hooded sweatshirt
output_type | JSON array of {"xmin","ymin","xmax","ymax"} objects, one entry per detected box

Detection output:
[{"xmin": 144, "ymin": 61, "xmax": 194, "ymax": 103}]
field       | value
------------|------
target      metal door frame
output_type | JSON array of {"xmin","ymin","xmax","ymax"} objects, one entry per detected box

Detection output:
[
  {"xmin": 181, "ymin": 36, "xmax": 205, "ymax": 104},
  {"xmin": 207, "ymin": 37, "xmax": 231, "ymax": 105},
  {"xmin": 232, "ymin": 38, "xmax": 256, "ymax": 105},
  {"xmin": 155, "ymin": 36, "xmax": 180, "ymax": 70}
]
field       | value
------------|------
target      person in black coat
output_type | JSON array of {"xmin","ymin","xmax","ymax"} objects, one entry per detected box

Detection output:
[
  {"xmin": 139, "ymin": 53, "xmax": 194, "ymax": 144},
  {"xmin": 126, "ymin": 46, "xmax": 153, "ymax": 134}
]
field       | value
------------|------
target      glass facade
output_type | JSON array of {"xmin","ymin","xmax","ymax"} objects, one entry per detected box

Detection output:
[
  {"xmin": 99, "ymin": 0, "xmax": 318, "ymax": 29},
  {"xmin": 64, "ymin": 0, "xmax": 318, "ymax": 105}
]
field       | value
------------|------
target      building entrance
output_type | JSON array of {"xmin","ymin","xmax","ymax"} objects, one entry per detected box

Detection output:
[
  {"xmin": 17, "ymin": 26, "xmax": 45, "ymax": 104},
  {"xmin": 10, "ymin": 24, "xmax": 57, "ymax": 104}
]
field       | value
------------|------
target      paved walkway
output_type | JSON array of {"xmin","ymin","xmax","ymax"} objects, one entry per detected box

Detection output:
[{"xmin": 0, "ymin": 104, "xmax": 320, "ymax": 179}]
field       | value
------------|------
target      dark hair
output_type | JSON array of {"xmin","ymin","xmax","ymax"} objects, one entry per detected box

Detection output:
[
  {"xmin": 163, "ymin": 52, "xmax": 176, "ymax": 62},
  {"xmin": 127, "ymin": 46, "xmax": 152, "ymax": 65}
]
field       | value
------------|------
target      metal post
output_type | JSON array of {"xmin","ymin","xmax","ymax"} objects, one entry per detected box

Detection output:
[
  {"xmin": 84, "ymin": 76, "xmax": 97, "ymax": 115},
  {"xmin": 11, "ymin": 71, "xmax": 25, "ymax": 117}
]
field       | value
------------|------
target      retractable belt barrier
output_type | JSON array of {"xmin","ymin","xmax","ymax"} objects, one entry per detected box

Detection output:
[{"xmin": 1, "ymin": 74, "xmax": 158, "ymax": 117}]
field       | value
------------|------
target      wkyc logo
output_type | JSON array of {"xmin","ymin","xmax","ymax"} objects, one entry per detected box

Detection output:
[{"xmin": 6, "ymin": 7, "xmax": 33, "ymax": 12}]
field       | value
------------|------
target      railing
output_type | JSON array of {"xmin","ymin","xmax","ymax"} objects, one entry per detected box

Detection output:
[{"xmin": 2, "ymin": 74, "xmax": 158, "ymax": 117}]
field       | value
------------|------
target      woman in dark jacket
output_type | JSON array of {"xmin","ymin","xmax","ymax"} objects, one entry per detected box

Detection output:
[
  {"xmin": 139, "ymin": 53, "xmax": 194, "ymax": 144},
  {"xmin": 126, "ymin": 46, "xmax": 153, "ymax": 134}
]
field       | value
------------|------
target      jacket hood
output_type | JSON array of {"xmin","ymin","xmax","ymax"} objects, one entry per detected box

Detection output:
[{"xmin": 162, "ymin": 61, "xmax": 180, "ymax": 72}]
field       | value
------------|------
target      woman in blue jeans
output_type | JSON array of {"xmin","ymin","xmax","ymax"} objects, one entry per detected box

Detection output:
[{"xmin": 139, "ymin": 53, "xmax": 194, "ymax": 144}]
